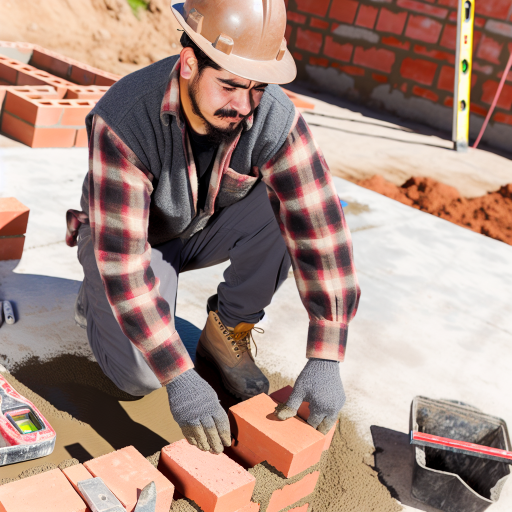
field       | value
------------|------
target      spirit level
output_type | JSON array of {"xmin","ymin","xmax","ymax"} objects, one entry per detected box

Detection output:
[
  {"xmin": 452, "ymin": 0, "xmax": 475, "ymax": 152},
  {"xmin": 0, "ymin": 374, "xmax": 56, "ymax": 466}
]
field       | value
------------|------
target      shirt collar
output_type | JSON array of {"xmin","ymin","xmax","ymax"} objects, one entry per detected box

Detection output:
[{"xmin": 160, "ymin": 57, "xmax": 254, "ymax": 132}]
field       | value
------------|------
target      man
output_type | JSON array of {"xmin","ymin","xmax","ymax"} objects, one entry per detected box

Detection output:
[{"xmin": 66, "ymin": 0, "xmax": 360, "ymax": 454}]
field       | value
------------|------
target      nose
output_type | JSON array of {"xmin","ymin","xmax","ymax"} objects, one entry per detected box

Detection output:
[{"xmin": 229, "ymin": 90, "xmax": 253, "ymax": 117}]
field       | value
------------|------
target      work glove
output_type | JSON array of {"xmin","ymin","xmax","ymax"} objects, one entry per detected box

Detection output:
[
  {"xmin": 274, "ymin": 358, "xmax": 345, "ymax": 435},
  {"xmin": 166, "ymin": 369, "xmax": 231, "ymax": 454}
]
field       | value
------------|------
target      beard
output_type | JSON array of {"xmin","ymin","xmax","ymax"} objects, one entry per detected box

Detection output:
[{"xmin": 188, "ymin": 73, "xmax": 253, "ymax": 146}]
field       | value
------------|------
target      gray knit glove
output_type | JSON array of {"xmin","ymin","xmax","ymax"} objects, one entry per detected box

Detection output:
[
  {"xmin": 166, "ymin": 369, "xmax": 231, "ymax": 454},
  {"xmin": 274, "ymin": 358, "xmax": 345, "ymax": 435}
]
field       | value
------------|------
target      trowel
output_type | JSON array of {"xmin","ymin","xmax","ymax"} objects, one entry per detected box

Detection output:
[
  {"xmin": 0, "ymin": 373, "xmax": 56, "ymax": 466},
  {"xmin": 78, "ymin": 477, "xmax": 157, "ymax": 512}
]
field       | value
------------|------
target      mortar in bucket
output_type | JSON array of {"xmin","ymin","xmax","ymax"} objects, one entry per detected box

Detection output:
[{"xmin": 410, "ymin": 396, "xmax": 511, "ymax": 512}]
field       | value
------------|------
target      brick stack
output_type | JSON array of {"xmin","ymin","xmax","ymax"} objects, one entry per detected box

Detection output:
[
  {"xmin": 0, "ymin": 42, "xmax": 118, "ymax": 147},
  {"xmin": 0, "ymin": 387, "xmax": 333, "ymax": 512},
  {"xmin": 0, "ymin": 197, "xmax": 30, "ymax": 261},
  {"xmin": 285, "ymin": 0, "xmax": 512, "ymax": 148}
]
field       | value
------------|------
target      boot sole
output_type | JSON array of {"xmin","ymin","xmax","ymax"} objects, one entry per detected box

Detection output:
[{"xmin": 196, "ymin": 335, "xmax": 254, "ymax": 401}]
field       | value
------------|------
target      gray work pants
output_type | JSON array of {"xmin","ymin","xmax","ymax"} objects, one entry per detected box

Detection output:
[{"xmin": 77, "ymin": 182, "xmax": 291, "ymax": 396}]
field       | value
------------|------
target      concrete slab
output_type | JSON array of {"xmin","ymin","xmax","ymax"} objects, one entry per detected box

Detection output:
[{"xmin": 1, "ymin": 144, "xmax": 512, "ymax": 510}]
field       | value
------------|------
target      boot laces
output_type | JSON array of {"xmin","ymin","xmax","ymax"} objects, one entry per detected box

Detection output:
[{"xmin": 230, "ymin": 327, "xmax": 264, "ymax": 360}]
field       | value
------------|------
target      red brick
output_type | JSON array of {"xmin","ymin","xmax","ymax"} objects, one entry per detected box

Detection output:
[
  {"xmin": 329, "ymin": 0, "xmax": 359, "ymax": 24},
  {"xmin": 0, "ymin": 236, "xmax": 25, "ymax": 261},
  {"xmin": 59, "ymin": 100, "xmax": 96, "ymax": 126},
  {"xmin": 75, "ymin": 128, "xmax": 89, "ymax": 147},
  {"xmin": 376, "ymin": 8, "xmax": 408, "ymax": 35},
  {"xmin": 296, "ymin": 28, "xmax": 323, "ymax": 54},
  {"xmin": 267, "ymin": 472, "xmax": 320, "ymax": 512},
  {"xmin": 474, "ymin": 17, "xmax": 486, "ymax": 28},
  {"xmin": 282, "ymin": 89, "xmax": 316, "ymax": 110},
  {"xmin": 372, "ymin": 73, "xmax": 389, "ymax": 83},
  {"xmin": 353, "ymin": 47, "xmax": 395, "ymax": 73},
  {"xmin": 0, "ymin": 468, "xmax": 87, "ymax": 512},
  {"xmin": 481, "ymin": 80, "xmax": 512, "ymax": 110},
  {"xmin": 473, "ymin": 62, "xmax": 494, "ymax": 75},
  {"xmin": 476, "ymin": 35, "xmax": 504, "ymax": 65},
  {"xmin": 238, "ymin": 504, "xmax": 260, "ymax": 512},
  {"xmin": 475, "ymin": 0, "xmax": 511, "ymax": 20},
  {"xmin": 94, "ymin": 74, "xmax": 118, "ymax": 86},
  {"xmin": 269, "ymin": 386, "xmax": 336, "ymax": 452},
  {"xmin": 30, "ymin": 49, "xmax": 72, "ymax": 79},
  {"xmin": 440, "ymin": 23, "xmax": 457, "ymax": 50},
  {"xmin": 310, "ymin": 17, "xmax": 330, "ymax": 29},
  {"xmin": 65, "ymin": 86, "xmax": 109, "ymax": 100},
  {"xmin": 288, "ymin": 11, "xmax": 306, "ymax": 24},
  {"xmin": 4, "ymin": 91, "xmax": 63, "ymax": 126},
  {"xmin": 309, "ymin": 56, "xmax": 329, "ymax": 67},
  {"xmin": 412, "ymin": 85, "xmax": 438, "ymax": 102},
  {"xmin": 355, "ymin": 5, "xmax": 379, "ymax": 28},
  {"xmin": 397, "ymin": 0, "xmax": 448, "ymax": 18},
  {"xmin": 382, "ymin": 36, "xmax": 411, "ymax": 50},
  {"xmin": 323, "ymin": 37, "xmax": 353, "ymax": 62},
  {"xmin": 448, "ymin": 11, "xmax": 457, "ymax": 21},
  {"xmin": 470, "ymin": 103, "xmax": 488, "ymax": 117},
  {"xmin": 286, "ymin": 24, "xmax": 293, "ymax": 41},
  {"xmin": 292, "ymin": 52, "xmax": 303, "ymax": 61},
  {"xmin": 84, "ymin": 446, "xmax": 175, "ymax": 512},
  {"xmin": 437, "ymin": 65, "xmax": 454, "ymax": 91},
  {"xmin": 1, "ymin": 112, "xmax": 77, "ymax": 148},
  {"xmin": 444, "ymin": 96, "xmax": 453, "ymax": 107},
  {"xmin": 160, "ymin": 439, "xmax": 255, "ymax": 512},
  {"xmin": 413, "ymin": 45, "xmax": 455, "ymax": 63},
  {"xmin": 331, "ymin": 63, "xmax": 366, "ymax": 75},
  {"xmin": 494, "ymin": 112, "xmax": 512, "ymax": 125},
  {"xmin": 295, "ymin": 0, "xmax": 331, "ymax": 17},
  {"xmin": 400, "ymin": 57, "xmax": 438, "ymax": 85},
  {"xmin": 0, "ymin": 197, "xmax": 30, "ymax": 236},
  {"xmin": 0, "ymin": 57, "xmax": 18, "ymax": 84},
  {"xmin": 437, "ymin": 0, "xmax": 457, "ymax": 6},
  {"xmin": 62, "ymin": 464, "xmax": 93, "ymax": 499},
  {"xmin": 472, "ymin": 31, "xmax": 483, "ymax": 55},
  {"xmin": 405, "ymin": 15, "xmax": 443, "ymax": 43},
  {"xmin": 229, "ymin": 394, "xmax": 325, "ymax": 478}
]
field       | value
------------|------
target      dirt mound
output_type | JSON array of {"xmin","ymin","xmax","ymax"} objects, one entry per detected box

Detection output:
[
  {"xmin": 0, "ymin": 0, "xmax": 182, "ymax": 76},
  {"xmin": 357, "ymin": 175, "xmax": 512, "ymax": 245}
]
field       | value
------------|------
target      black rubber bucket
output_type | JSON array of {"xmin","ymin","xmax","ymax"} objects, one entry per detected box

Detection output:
[{"xmin": 410, "ymin": 396, "xmax": 511, "ymax": 512}]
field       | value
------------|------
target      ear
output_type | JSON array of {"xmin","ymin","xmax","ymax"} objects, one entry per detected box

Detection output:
[{"xmin": 180, "ymin": 47, "xmax": 198, "ymax": 80}]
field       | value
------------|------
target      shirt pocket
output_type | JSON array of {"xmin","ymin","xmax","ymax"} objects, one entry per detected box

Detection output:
[{"xmin": 216, "ymin": 166, "xmax": 260, "ymax": 209}]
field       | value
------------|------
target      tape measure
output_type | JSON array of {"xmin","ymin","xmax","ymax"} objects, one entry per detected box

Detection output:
[{"xmin": 0, "ymin": 374, "xmax": 56, "ymax": 466}]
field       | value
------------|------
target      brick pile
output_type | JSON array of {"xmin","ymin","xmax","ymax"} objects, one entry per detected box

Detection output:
[
  {"xmin": 0, "ymin": 197, "xmax": 29, "ymax": 261},
  {"xmin": 0, "ymin": 387, "xmax": 330, "ymax": 512},
  {"xmin": 0, "ymin": 42, "xmax": 118, "ymax": 148},
  {"xmin": 0, "ymin": 41, "xmax": 314, "ymax": 149},
  {"xmin": 285, "ymin": 0, "xmax": 512, "ymax": 146}
]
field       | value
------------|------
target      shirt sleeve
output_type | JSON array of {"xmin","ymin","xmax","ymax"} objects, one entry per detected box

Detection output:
[
  {"xmin": 259, "ymin": 109, "xmax": 361, "ymax": 361},
  {"xmin": 88, "ymin": 114, "xmax": 194, "ymax": 385}
]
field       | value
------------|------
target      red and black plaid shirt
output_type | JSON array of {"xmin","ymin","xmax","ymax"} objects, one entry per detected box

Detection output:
[{"xmin": 67, "ymin": 60, "xmax": 361, "ymax": 386}]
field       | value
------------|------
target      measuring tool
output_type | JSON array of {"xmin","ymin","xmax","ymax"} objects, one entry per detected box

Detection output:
[
  {"xmin": 0, "ymin": 374, "xmax": 56, "ymax": 466},
  {"xmin": 411, "ymin": 431, "xmax": 512, "ymax": 465},
  {"xmin": 452, "ymin": 0, "xmax": 475, "ymax": 152}
]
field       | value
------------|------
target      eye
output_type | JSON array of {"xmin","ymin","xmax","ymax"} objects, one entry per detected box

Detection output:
[{"xmin": 223, "ymin": 87, "xmax": 236, "ymax": 92}]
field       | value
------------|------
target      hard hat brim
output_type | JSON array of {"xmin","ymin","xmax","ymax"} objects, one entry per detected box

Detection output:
[{"xmin": 171, "ymin": 0, "xmax": 297, "ymax": 85}]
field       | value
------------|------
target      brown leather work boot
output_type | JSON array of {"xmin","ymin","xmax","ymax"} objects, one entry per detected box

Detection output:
[{"xmin": 197, "ymin": 311, "xmax": 269, "ymax": 399}]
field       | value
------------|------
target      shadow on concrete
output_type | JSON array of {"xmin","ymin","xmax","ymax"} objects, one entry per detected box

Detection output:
[
  {"xmin": 286, "ymin": 81, "xmax": 512, "ymax": 161},
  {"xmin": 64, "ymin": 443, "xmax": 94, "ymax": 463},
  {"xmin": 371, "ymin": 425, "xmax": 442, "ymax": 512}
]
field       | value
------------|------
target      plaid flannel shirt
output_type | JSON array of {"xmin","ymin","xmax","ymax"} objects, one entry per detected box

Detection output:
[{"xmin": 66, "ymin": 60, "xmax": 360, "ymax": 386}]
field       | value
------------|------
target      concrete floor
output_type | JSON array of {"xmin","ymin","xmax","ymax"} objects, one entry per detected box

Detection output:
[{"xmin": 1, "ymin": 120, "xmax": 512, "ymax": 510}]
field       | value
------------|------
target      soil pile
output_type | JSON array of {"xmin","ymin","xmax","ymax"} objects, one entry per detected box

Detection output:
[
  {"xmin": 0, "ymin": 0, "xmax": 182, "ymax": 76},
  {"xmin": 357, "ymin": 175, "xmax": 512, "ymax": 245}
]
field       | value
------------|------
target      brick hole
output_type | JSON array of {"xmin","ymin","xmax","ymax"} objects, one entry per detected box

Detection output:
[
  {"xmin": 38, "ymin": 101, "xmax": 53, "ymax": 105},
  {"xmin": 59, "ymin": 101, "xmax": 72, "ymax": 105},
  {"xmin": 77, "ymin": 101, "xmax": 89, "ymax": 105}
]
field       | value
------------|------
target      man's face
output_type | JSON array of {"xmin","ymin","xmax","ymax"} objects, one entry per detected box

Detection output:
[{"xmin": 188, "ymin": 65, "xmax": 268, "ymax": 144}]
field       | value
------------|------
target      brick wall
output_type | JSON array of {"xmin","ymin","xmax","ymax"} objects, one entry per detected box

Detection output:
[{"xmin": 285, "ymin": 0, "xmax": 512, "ymax": 151}]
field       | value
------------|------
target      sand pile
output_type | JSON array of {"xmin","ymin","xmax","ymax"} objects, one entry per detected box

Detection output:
[
  {"xmin": 0, "ymin": 0, "xmax": 182, "ymax": 76},
  {"xmin": 0, "ymin": 363, "xmax": 401, "ymax": 511},
  {"xmin": 357, "ymin": 175, "xmax": 512, "ymax": 245}
]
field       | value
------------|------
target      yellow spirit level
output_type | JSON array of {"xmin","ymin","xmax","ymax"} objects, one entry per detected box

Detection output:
[{"xmin": 452, "ymin": 0, "xmax": 475, "ymax": 152}]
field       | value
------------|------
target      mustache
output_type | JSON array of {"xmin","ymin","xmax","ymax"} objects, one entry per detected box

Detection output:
[{"xmin": 214, "ymin": 108, "xmax": 253, "ymax": 120}]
